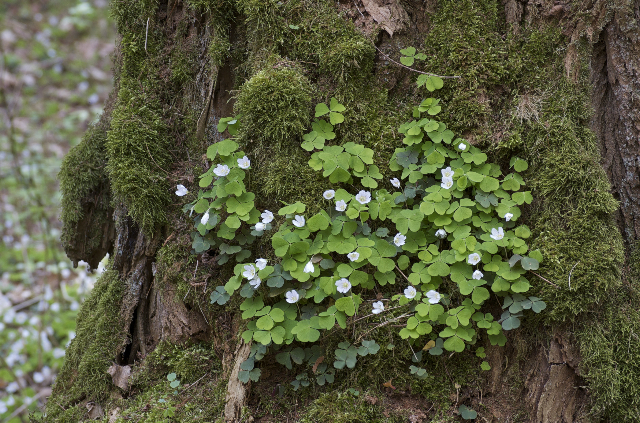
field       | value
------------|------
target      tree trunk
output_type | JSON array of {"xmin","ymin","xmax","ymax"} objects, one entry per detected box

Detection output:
[{"xmin": 45, "ymin": 0, "xmax": 640, "ymax": 422}]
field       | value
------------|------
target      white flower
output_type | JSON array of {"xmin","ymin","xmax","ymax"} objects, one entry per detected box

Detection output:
[
  {"xmin": 242, "ymin": 264, "xmax": 257, "ymax": 279},
  {"xmin": 335, "ymin": 278, "xmax": 352, "ymax": 294},
  {"xmin": 213, "ymin": 164, "xmax": 230, "ymax": 177},
  {"xmin": 393, "ymin": 233, "xmax": 406, "ymax": 247},
  {"xmin": 261, "ymin": 210, "xmax": 274, "ymax": 223},
  {"xmin": 285, "ymin": 290, "xmax": 300, "ymax": 304},
  {"xmin": 303, "ymin": 261, "xmax": 314, "ymax": 274},
  {"xmin": 372, "ymin": 301, "xmax": 385, "ymax": 314},
  {"xmin": 237, "ymin": 156, "xmax": 251, "ymax": 169},
  {"xmin": 336, "ymin": 200, "xmax": 347, "ymax": 212},
  {"xmin": 458, "ymin": 143, "xmax": 467, "ymax": 151},
  {"xmin": 323, "ymin": 190, "xmax": 335, "ymax": 200},
  {"xmin": 201, "ymin": 210, "xmax": 210, "ymax": 225},
  {"xmin": 347, "ymin": 251, "xmax": 360, "ymax": 262},
  {"xmin": 490, "ymin": 227, "xmax": 505, "ymax": 241},
  {"xmin": 426, "ymin": 290, "xmax": 441, "ymax": 304},
  {"xmin": 293, "ymin": 215, "xmax": 305, "ymax": 228},
  {"xmin": 255, "ymin": 258, "xmax": 267, "ymax": 270},
  {"xmin": 390, "ymin": 178, "xmax": 401, "ymax": 188},
  {"xmin": 441, "ymin": 167, "xmax": 454, "ymax": 178},
  {"xmin": 472, "ymin": 270, "xmax": 483, "ymax": 280},
  {"xmin": 468, "ymin": 253, "xmax": 481, "ymax": 265},
  {"xmin": 255, "ymin": 222, "xmax": 266, "ymax": 231},
  {"xmin": 404, "ymin": 286, "xmax": 417, "ymax": 300},
  {"xmin": 441, "ymin": 177, "xmax": 453, "ymax": 190},
  {"xmin": 249, "ymin": 277, "xmax": 261, "ymax": 289},
  {"xmin": 435, "ymin": 229, "xmax": 447, "ymax": 239},
  {"xmin": 175, "ymin": 184, "xmax": 188, "ymax": 196},
  {"xmin": 355, "ymin": 190, "xmax": 372, "ymax": 205},
  {"xmin": 505, "ymin": 213, "xmax": 513, "ymax": 222}
]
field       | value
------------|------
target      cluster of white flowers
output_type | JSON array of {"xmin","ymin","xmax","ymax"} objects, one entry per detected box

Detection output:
[
  {"xmin": 242, "ymin": 263, "xmax": 262, "ymax": 289},
  {"xmin": 441, "ymin": 177, "xmax": 454, "ymax": 190},
  {"xmin": 255, "ymin": 210, "xmax": 274, "ymax": 232}
]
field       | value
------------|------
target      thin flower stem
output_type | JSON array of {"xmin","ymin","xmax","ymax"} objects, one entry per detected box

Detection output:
[
  {"xmin": 395, "ymin": 265, "xmax": 410, "ymax": 284},
  {"xmin": 529, "ymin": 271, "xmax": 560, "ymax": 289}
]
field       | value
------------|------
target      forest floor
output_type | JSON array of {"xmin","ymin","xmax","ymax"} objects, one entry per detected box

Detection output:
[{"xmin": 0, "ymin": 0, "xmax": 114, "ymax": 420}]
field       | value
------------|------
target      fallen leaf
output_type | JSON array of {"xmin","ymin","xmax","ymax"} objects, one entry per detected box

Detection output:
[
  {"xmin": 108, "ymin": 364, "xmax": 131, "ymax": 390},
  {"xmin": 312, "ymin": 355, "xmax": 325, "ymax": 374},
  {"xmin": 423, "ymin": 340, "xmax": 436, "ymax": 351},
  {"xmin": 361, "ymin": 0, "xmax": 409, "ymax": 37},
  {"xmin": 383, "ymin": 379, "xmax": 396, "ymax": 390}
]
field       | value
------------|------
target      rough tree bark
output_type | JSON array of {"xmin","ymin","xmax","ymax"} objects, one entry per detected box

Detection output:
[{"xmin": 47, "ymin": 0, "xmax": 640, "ymax": 422}]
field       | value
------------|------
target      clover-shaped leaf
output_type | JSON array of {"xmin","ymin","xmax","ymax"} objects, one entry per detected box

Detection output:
[
  {"xmin": 217, "ymin": 116, "xmax": 240, "ymax": 135},
  {"xmin": 357, "ymin": 340, "xmax": 380, "ymax": 356},
  {"xmin": 417, "ymin": 74, "xmax": 444, "ymax": 92},
  {"xmin": 459, "ymin": 404, "xmax": 477, "ymax": 420},
  {"xmin": 315, "ymin": 98, "xmax": 346, "ymax": 125},
  {"xmin": 399, "ymin": 46, "xmax": 427, "ymax": 66},
  {"xmin": 409, "ymin": 365, "xmax": 428, "ymax": 379}
]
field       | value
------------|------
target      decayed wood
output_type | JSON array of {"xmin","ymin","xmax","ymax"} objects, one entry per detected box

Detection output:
[{"xmin": 224, "ymin": 342, "xmax": 252, "ymax": 423}]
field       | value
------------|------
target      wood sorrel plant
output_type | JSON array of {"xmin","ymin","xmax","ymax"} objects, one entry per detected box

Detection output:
[{"xmin": 181, "ymin": 65, "xmax": 545, "ymax": 386}]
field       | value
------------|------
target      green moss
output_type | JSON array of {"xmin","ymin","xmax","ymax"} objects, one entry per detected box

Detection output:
[
  {"xmin": 235, "ymin": 66, "xmax": 312, "ymax": 145},
  {"xmin": 298, "ymin": 391, "xmax": 402, "ymax": 423},
  {"xmin": 106, "ymin": 82, "xmax": 171, "ymax": 234},
  {"xmin": 58, "ymin": 119, "xmax": 112, "ymax": 262},
  {"xmin": 44, "ymin": 265, "xmax": 128, "ymax": 420},
  {"xmin": 109, "ymin": 0, "xmax": 158, "ymax": 34}
]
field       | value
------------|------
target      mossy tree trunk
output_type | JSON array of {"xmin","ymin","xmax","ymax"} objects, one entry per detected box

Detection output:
[{"xmin": 49, "ymin": 0, "xmax": 640, "ymax": 422}]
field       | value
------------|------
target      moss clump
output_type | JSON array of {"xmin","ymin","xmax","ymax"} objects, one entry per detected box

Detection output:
[
  {"xmin": 298, "ymin": 391, "xmax": 403, "ymax": 423},
  {"xmin": 106, "ymin": 82, "xmax": 171, "ymax": 234},
  {"xmin": 318, "ymin": 36, "xmax": 375, "ymax": 83},
  {"xmin": 235, "ymin": 66, "xmax": 312, "ymax": 145},
  {"xmin": 44, "ymin": 265, "xmax": 128, "ymax": 420},
  {"xmin": 58, "ymin": 119, "xmax": 112, "ymax": 267},
  {"xmin": 109, "ymin": 0, "xmax": 158, "ymax": 34}
]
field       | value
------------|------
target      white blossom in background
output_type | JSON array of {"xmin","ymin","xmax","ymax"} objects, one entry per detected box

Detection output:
[
  {"xmin": 261, "ymin": 210, "xmax": 274, "ymax": 223},
  {"xmin": 335, "ymin": 278, "xmax": 352, "ymax": 294},
  {"xmin": 372, "ymin": 301, "xmax": 385, "ymax": 314},
  {"xmin": 435, "ymin": 229, "xmax": 447, "ymax": 239},
  {"xmin": 393, "ymin": 233, "xmax": 406, "ymax": 247},
  {"xmin": 347, "ymin": 251, "xmax": 359, "ymax": 262},
  {"xmin": 323, "ymin": 190, "xmax": 335, "ymax": 200},
  {"xmin": 292, "ymin": 215, "xmax": 305, "ymax": 228},
  {"xmin": 355, "ymin": 190, "xmax": 372, "ymax": 205},
  {"xmin": 441, "ymin": 167, "xmax": 454, "ymax": 178},
  {"xmin": 472, "ymin": 270, "xmax": 484, "ymax": 280},
  {"xmin": 242, "ymin": 264, "xmax": 257, "ymax": 279},
  {"xmin": 335, "ymin": 200, "xmax": 347, "ymax": 212},
  {"xmin": 458, "ymin": 143, "xmax": 467, "ymax": 151},
  {"xmin": 303, "ymin": 261, "xmax": 314, "ymax": 274},
  {"xmin": 200, "ymin": 210, "xmax": 210, "ymax": 225},
  {"xmin": 237, "ymin": 156, "xmax": 251, "ymax": 169},
  {"xmin": 390, "ymin": 178, "xmax": 401, "ymax": 188},
  {"xmin": 213, "ymin": 164, "xmax": 230, "ymax": 177},
  {"xmin": 404, "ymin": 286, "xmax": 417, "ymax": 300},
  {"xmin": 468, "ymin": 253, "xmax": 481, "ymax": 265},
  {"xmin": 285, "ymin": 290, "xmax": 300, "ymax": 304},
  {"xmin": 249, "ymin": 277, "xmax": 261, "ymax": 289},
  {"xmin": 175, "ymin": 184, "xmax": 188, "ymax": 196},
  {"xmin": 426, "ymin": 290, "xmax": 441, "ymax": 304},
  {"xmin": 255, "ymin": 222, "xmax": 266, "ymax": 231},
  {"xmin": 255, "ymin": 258, "xmax": 267, "ymax": 270},
  {"xmin": 505, "ymin": 213, "xmax": 514, "ymax": 222},
  {"xmin": 441, "ymin": 177, "xmax": 453, "ymax": 190},
  {"xmin": 490, "ymin": 227, "xmax": 505, "ymax": 241}
]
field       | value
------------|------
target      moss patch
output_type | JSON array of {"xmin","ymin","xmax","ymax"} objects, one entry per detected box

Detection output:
[{"xmin": 43, "ymin": 265, "xmax": 128, "ymax": 420}]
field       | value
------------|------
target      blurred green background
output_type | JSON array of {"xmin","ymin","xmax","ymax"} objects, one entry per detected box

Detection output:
[{"xmin": 0, "ymin": 1, "xmax": 115, "ymax": 420}]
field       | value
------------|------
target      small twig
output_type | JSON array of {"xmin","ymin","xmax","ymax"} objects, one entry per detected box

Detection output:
[
  {"xmin": 357, "ymin": 312, "xmax": 412, "ymax": 341},
  {"xmin": 144, "ymin": 18, "xmax": 149, "ymax": 53},
  {"xmin": 529, "ymin": 271, "xmax": 560, "ymax": 289},
  {"xmin": 395, "ymin": 265, "xmax": 411, "ymax": 283},
  {"xmin": 198, "ymin": 302, "xmax": 209, "ymax": 326},
  {"xmin": 350, "ymin": 303, "xmax": 407, "ymax": 325},
  {"xmin": 407, "ymin": 339, "xmax": 420, "ymax": 362},
  {"xmin": 352, "ymin": 0, "xmax": 460, "ymax": 79},
  {"xmin": 568, "ymin": 262, "xmax": 580, "ymax": 290}
]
